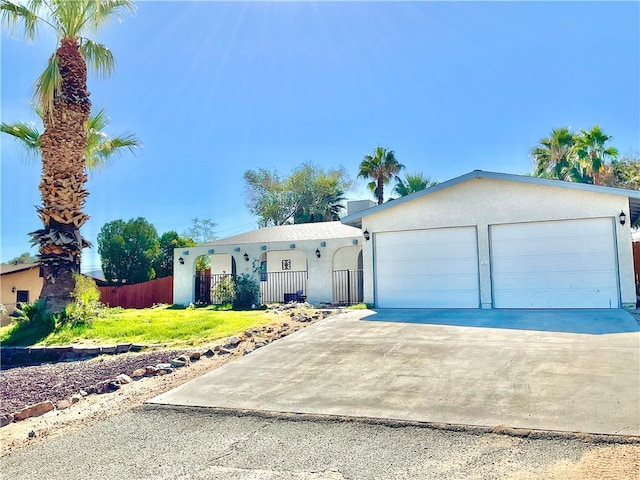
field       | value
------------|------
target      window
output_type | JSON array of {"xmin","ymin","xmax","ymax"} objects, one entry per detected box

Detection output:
[
  {"xmin": 260, "ymin": 261, "xmax": 267, "ymax": 282},
  {"xmin": 16, "ymin": 290, "xmax": 29, "ymax": 303}
]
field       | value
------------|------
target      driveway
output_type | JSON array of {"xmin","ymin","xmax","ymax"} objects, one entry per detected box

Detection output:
[{"xmin": 150, "ymin": 309, "xmax": 640, "ymax": 436}]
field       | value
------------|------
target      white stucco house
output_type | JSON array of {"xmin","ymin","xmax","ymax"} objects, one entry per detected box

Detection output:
[
  {"xmin": 341, "ymin": 170, "xmax": 640, "ymax": 310},
  {"xmin": 173, "ymin": 222, "xmax": 364, "ymax": 305}
]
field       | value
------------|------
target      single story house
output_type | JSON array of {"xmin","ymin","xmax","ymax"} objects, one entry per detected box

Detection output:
[
  {"xmin": 341, "ymin": 170, "xmax": 639, "ymax": 310},
  {"xmin": 0, "ymin": 262, "xmax": 43, "ymax": 325},
  {"xmin": 173, "ymin": 222, "xmax": 364, "ymax": 305}
]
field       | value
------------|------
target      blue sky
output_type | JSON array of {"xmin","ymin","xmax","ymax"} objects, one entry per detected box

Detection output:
[{"xmin": 2, "ymin": 1, "xmax": 639, "ymax": 272}]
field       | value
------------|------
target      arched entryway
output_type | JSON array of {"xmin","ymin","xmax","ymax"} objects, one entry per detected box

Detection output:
[
  {"xmin": 332, "ymin": 247, "xmax": 363, "ymax": 305},
  {"xmin": 194, "ymin": 254, "xmax": 237, "ymax": 304}
]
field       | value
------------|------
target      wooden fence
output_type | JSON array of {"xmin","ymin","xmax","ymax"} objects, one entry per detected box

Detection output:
[
  {"xmin": 634, "ymin": 242, "xmax": 640, "ymax": 284},
  {"xmin": 98, "ymin": 276, "xmax": 173, "ymax": 309}
]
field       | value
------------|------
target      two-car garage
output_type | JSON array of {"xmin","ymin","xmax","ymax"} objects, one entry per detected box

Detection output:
[
  {"xmin": 344, "ymin": 171, "xmax": 638, "ymax": 310},
  {"xmin": 374, "ymin": 218, "xmax": 619, "ymax": 309}
]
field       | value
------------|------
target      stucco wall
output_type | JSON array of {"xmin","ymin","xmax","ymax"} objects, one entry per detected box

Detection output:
[
  {"xmin": 210, "ymin": 254, "xmax": 233, "ymax": 274},
  {"xmin": 0, "ymin": 267, "xmax": 43, "ymax": 325},
  {"xmin": 359, "ymin": 178, "xmax": 635, "ymax": 309},
  {"xmin": 173, "ymin": 236, "xmax": 362, "ymax": 305}
]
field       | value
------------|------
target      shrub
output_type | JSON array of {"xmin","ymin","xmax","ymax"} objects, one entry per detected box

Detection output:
[
  {"xmin": 62, "ymin": 274, "xmax": 106, "ymax": 326},
  {"xmin": 212, "ymin": 276, "xmax": 236, "ymax": 305},
  {"xmin": 15, "ymin": 299, "xmax": 56, "ymax": 329},
  {"xmin": 234, "ymin": 274, "xmax": 260, "ymax": 309}
]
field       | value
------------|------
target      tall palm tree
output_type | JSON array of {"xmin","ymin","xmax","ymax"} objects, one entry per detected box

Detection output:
[
  {"xmin": 2, "ymin": 106, "xmax": 140, "ymax": 170},
  {"xmin": 358, "ymin": 146, "xmax": 405, "ymax": 205},
  {"xmin": 573, "ymin": 125, "xmax": 618, "ymax": 185},
  {"xmin": 531, "ymin": 127, "xmax": 575, "ymax": 181},
  {"xmin": 393, "ymin": 172, "xmax": 438, "ymax": 197},
  {"xmin": 1, "ymin": 0, "xmax": 136, "ymax": 312}
]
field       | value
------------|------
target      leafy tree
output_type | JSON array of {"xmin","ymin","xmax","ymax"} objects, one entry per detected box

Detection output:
[
  {"xmin": 243, "ymin": 163, "xmax": 352, "ymax": 227},
  {"xmin": 153, "ymin": 231, "xmax": 196, "ymax": 278},
  {"xmin": 531, "ymin": 127, "xmax": 575, "ymax": 181},
  {"xmin": 97, "ymin": 218, "xmax": 159, "ymax": 286},
  {"xmin": 182, "ymin": 218, "xmax": 217, "ymax": 244},
  {"xmin": 1, "ymin": 0, "xmax": 136, "ymax": 313},
  {"xmin": 1, "ymin": 105, "xmax": 140, "ymax": 170},
  {"xmin": 573, "ymin": 125, "xmax": 619, "ymax": 185},
  {"xmin": 358, "ymin": 146, "xmax": 405, "ymax": 205},
  {"xmin": 4, "ymin": 252, "xmax": 39, "ymax": 265},
  {"xmin": 393, "ymin": 172, "xmax": 438, "ymax": 198},
  {"xmin": 599, "ymin": 153, "xmax": 640, "ymax": 190}
]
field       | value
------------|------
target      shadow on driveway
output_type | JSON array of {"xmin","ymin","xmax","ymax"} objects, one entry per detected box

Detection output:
[{"xmin": 361, "ymin": 308, "xmax": 640, "ymax": 335}]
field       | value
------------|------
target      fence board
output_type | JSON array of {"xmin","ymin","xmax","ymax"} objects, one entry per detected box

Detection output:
[{"xmin": 98, "ymin": 276, "xmax": 173, "ymax": 309}]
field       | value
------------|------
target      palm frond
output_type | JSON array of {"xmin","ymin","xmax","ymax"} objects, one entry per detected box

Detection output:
[
  {"xmin": 33, "ymin": 53, "xmax": 62, "ymax": 116},
  {"xmin": 0, "ymin": 0, "xmax": 40, "ymax": 39},
  {"xmin": 80, "ymin": 38, "xmax": 115, "ymax": 77},
  {"xmin": 0, "ymin": 120, "xmax": 42, "ymax": 159},
  {"xmin": 92, "ymin": 0, "xmax": 136, "ymax": 29}
]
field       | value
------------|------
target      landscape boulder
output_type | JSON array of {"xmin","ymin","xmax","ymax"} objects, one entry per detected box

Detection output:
[{"xmin": 14, "ymin": 401, "xmax": 55, "ymax": 421}]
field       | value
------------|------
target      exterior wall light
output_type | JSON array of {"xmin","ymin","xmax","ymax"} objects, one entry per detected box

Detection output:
[
  {"xmin": 363, "ymin": 229, "xmax": 370, "ymax": 241},
  {"xmin": 315, "ymin": 248, "xmax": 321, "ymax": 259},
  {"xmin": 619, "ymin": 210, "xmax": 626, "ymax": 226},
  {"xmin": 243, "ymin": 252, "xmax": 250, "ymax": 262},
  {"xmin": 11, "ymin": 287, "xmax": 16, "ymax": 293},
  {"xmin": 178, "ymin": 257, "xmax": 185, "ymax": 265}
]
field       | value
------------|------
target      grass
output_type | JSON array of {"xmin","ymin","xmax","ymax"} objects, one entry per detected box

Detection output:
[{"xmin": 0, "ymin": 305, "xmax": 284, "ymax": 347}]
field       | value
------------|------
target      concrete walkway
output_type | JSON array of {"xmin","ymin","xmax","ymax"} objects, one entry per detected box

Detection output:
[{"xmin": 149, "ymin": 309, "xmax": 640, "ymax": 436}]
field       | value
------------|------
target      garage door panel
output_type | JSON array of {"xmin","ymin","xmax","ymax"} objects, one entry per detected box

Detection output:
[
  {"xmin": 375, "ymin": 227, "xmax": 479, "ymax": 308},
  {"xmin": 491, "ymin": 218, "xmax": 619, "ymax": 309}
]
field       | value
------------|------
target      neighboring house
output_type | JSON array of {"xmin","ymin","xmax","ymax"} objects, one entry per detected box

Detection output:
[
  {"xmin": 173, "ymin": 222, "xmax": 364, "ymax": 305},
  {"xmin": 0, "ymin": 263, "xmax": 43, "ymax": 325},
  {"xmin": 341, "ymin": 170, "xmax": 639, "ymax": 310}
]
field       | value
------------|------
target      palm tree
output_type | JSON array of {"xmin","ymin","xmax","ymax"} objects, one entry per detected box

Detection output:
[
  {"xmin": 358, "ymin": 146, "xmax": 405, "ymax": 205},
  {"xmin": 531, "ymin": 127, "xmax": 575, "ymax": 181},
  {"xmin": 573, "ymin": 125, "xmax": 618, "ymax": 185},
  {"xmin": 1, "ymin": 0, "xmax": 135, "ymax": 312},
  {"xmin": 2, "ymin": 106, "xmax": 140, "ymax": 170},
  {"xmin": 393, "ymin": 172, "xmax": 438, "ymax": 197}
]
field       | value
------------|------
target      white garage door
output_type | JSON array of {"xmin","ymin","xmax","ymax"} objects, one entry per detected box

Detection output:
[
  {"xmin": 490, "ymin": 218, "xmax": 619, "ymax": 308},
  {"xmin": 375, "ymin": 227, "xmax": 480, "ymax": 308}
]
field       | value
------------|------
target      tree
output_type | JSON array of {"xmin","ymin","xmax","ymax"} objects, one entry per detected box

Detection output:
[
  {"xmin": 1, "ymin": 0, "xmax": 136, "ymax": 312},
  {"xmin": 3, "ymin": 252, "xmax": 39, "ymax": 265},
  {"xmin": 573, "ymin": 125, "xmax": 618, "ymax": 185},
  {"xmin": 531, "ymin": 125, "xmax": 619, "ymax": 185},
  {"xmin": 531, "ymin": 127, "xmax": 575, "ymax": 181},
  {"xmin": 243, "ymin": 163, "xmax": 352, "ymax": 227},
  {"xmin": 97, "ymin": 218, "xmax": 159, "ymax": 286},
  {"xmin": 358, "ymin": 146, "xmax": 405, "ymax": 205},
  {"xmin": 1, "ymin": 105, "xmax": 140, "ymax": 170},
  {"xmin": 393, "ymin": 172, "xmax": 438, "ymax": 198},
  {"xmin": 182, "ymin": 218, "xmax": 217, "ymax": 244},
  {"xmin": 153, "ymin": 231, "xmax": 196, "ymax": 279},
  {"xmin": 599, "ymin": 152, "xmax": 640, "ymax": 190}
]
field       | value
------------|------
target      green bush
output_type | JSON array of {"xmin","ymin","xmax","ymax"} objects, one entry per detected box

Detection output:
[
  {"xmin": 15, "ymin": 299, "xmax": 56, "ymax": 329},
  {"xmin": 212, "ymin": 276, "xmax": 236, "ymax": 305},
  {"xmin": 62, "ymin": 274, "xmax": 106, "ymax": 326},
  {"xmin": 234, "ymin": 274, "xmax": 260, "ymax": 309}
]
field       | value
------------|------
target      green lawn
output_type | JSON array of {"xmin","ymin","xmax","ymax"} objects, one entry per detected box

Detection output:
[{"xmin": 0, "ymin": 305, "xmax": 284, "ymax": 347}]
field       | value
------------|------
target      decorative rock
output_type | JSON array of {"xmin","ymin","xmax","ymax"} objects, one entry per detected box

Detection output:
[
  {"xmin": 213, "ymin": 345, "xmax": 222, "ymax": 352},
  {"xmin": 84, "ymin": 385, "xmax": 97, "ymax": 395},
  {"xmin": 202, "ymin": 349, "xmax": 215, "ymax": 358},
  {"xmin": 145, "ymin": 366, "xmax": 159, "ymax": 375},
  {"xmin": 70, "ymin": 394, "xmax": 82, "ymax": 405},
  {"xmin": 56, "ymin": 400, "xmax": 71, "ymax": 410},
  {"xmin": 189, "ymin": 351, "xmax": 201, "ymax": 361},
  {"xmin": 28, "ymin": 430, "xmax": 35, "ymax": 438},
  {"xmin": 282, "ymin": 322, "xmax": 289, "ymax": 327},
  {"xmin": 254, "ymin": 342, "xmax": 267, "ymax": 349},
  {"xmin": 116, "ymin": 343, "xmax": 132, "ymax": 353},
  {"xmin": 101, "ymin": 345, "xmax": 117, "ymax": 354},
  {"xmin": 217, "ymin": 347, "xmax": 233, "ymax": 355},
  {"xmin": 0, "ymin": 413, "xmax": 14, "ymax": 427},
  {"xmin": 95, "ymin": 380, "xmax": 120, "ymax": 394},
  {"xmin": 157, "ymin": 367, "xmax": 173, "ymax": 375},
  {"xmin": 156, "ymin": 363, "xmax": 172, "ymax": 370},
  {"xmin": 244, "ymin": 330, "xmax": 253, "ymax": 338},
  {"xmin": 226, "ymin": 336, "xmax": 242, "ymax": 347},
  {"xmin": 130, "ymin": 344, "xmax": 145, "ymax": 352},
  {"xmin": 79, "ymin": 390, "xmax": 88, "ymax": 397},
  {"xmin": 14, "ymin": 401, "xmax": 55, "ymax": 421},
  {"xmin": 131, "ymin": 368, "xmax": 146, "ymax": 378},
  {"xmin": 116, "ymin": 374, "xmax": 133, "ymax": 384},
  {"xmin": 176, "ymin": 354, "xmax": 191, "ymax": 364},
  {"xmin": 170, "ymin": 358, "xmax": 187, "ymax": 368},
  {"xmin": 243, "ymin": 349, "xmax": 253, "ymax": 356}
]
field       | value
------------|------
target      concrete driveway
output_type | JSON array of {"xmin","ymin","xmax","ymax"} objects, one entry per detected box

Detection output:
[{"xmin": 150, "ymin": 309, "xmax": 640, "ymax": 436}]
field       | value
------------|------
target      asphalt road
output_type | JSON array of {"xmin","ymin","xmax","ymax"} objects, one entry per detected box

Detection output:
[{"xmin": 1, "ymin": 405, "xmax": 633, "ymax": 480}]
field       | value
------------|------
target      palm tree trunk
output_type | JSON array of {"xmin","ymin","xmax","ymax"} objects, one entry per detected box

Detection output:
[
  {"xmin": 32, "ymin": 37, "xmax": 91, "ymax": 313},
  {"xmin": 377, "ymin": 177, "xmax": 384, "ymax": 205}
]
